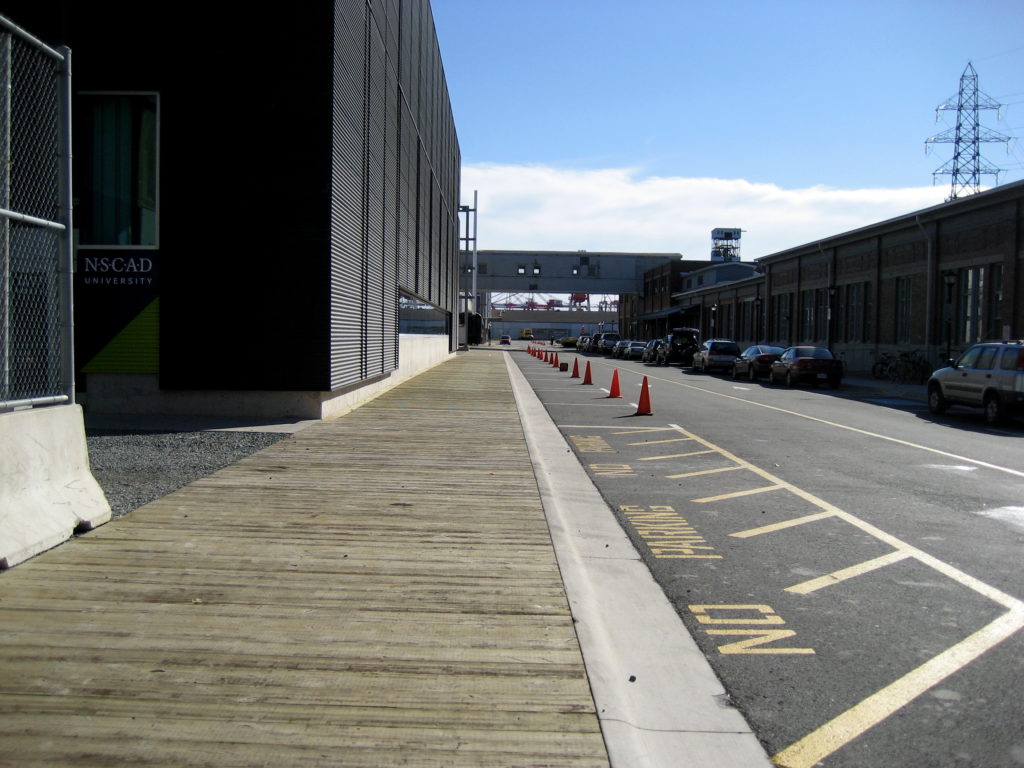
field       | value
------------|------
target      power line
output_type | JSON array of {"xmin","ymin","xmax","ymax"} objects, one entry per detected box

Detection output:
[{"xmin": 925, "ymin": 62, "xmax": 1014, "ymax": 200}]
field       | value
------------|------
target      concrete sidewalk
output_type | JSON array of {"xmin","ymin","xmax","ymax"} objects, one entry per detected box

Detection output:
[{"xmin": 0, "ymin": 349, "xmax": 770, "ymax": 767}]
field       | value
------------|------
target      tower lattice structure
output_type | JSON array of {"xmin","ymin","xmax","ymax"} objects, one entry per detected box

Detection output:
[{"xmin": 926, "ymin": 62, "xmax": 1012, "ymax": 201}]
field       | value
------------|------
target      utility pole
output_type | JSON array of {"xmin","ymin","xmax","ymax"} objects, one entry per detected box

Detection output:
[
  {"xmin": 926, "ymin": 62, "xmax": 1012, "ymax": 201},
  {"xmin": 458, "ymin": 191, "xmax": 478, "ymax": 345}
]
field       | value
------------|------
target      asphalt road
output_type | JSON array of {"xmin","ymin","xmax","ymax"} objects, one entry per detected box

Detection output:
[{"xmin": 512, "ymin": 345, "xmax": 1024, "ymax": 768}]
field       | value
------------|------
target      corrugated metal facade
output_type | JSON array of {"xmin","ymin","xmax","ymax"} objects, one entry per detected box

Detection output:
[
  {"xmin": 330, "ymin": 0, "xmax": 460, "ymax": 390},
  {"xmin": 8, "ymin": 0, "xmax": 459, "ymax": 397}
]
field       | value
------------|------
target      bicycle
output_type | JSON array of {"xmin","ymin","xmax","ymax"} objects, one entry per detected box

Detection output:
[
  {"xmin": 888, "ymin": 350, "xmax": 933, "ymax": 384},
  {"xmin": 872, "ymin": 352, "xmax": 897, "ymax": 380}
]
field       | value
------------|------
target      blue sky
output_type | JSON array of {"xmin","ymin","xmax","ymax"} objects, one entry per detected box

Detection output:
[{"xmin": 432, "ymin": 0, "xmax": 1024, "ymax": 260}]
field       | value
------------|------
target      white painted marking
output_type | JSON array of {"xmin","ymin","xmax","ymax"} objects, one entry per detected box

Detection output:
[
  {"xmin": 922, "ymin": 464, "xmax": 978, "ymax": 472},
  {"xmin": 974, "ymin": 506, "xmax": 1024, "ymax": 532}
]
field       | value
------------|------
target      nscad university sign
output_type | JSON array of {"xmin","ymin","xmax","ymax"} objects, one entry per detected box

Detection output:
[
  {"xmin": 75, "ymin": 250, "xmax": 161, "ymax": 375},
  {"xmin": 80, "ymin": 255, "xmax": 156, "ymax": 286}
]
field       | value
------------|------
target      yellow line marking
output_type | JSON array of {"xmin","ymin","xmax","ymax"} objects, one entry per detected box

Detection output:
[
  {"xmin": 772, "ymin": 606, "xmax": 1024, "ymax": 768},
  {"xmin": 627, "ymin": 437, "xmax": 696, "ymax": 446},
  {"xmin": 612, "ymin": 427, "xmax": 676, "ymax": 434},
  {"xmin": 692, "ymin": 485, "xmax": 784, "ymax": 503},
  {"xmin": 785, "ymin": 551, "xmax": 914, "ymax": 594},
  {"xmin": 666, "ymin": 465, "xmax": 744, "ymax": 479},
  {"xmin": 639, "ymin": 449, "xmax": 716, "ymax": 461},
  {"xmin": 657, "ymin": 424, "xmax": 1024, "ymax": 764},
  {"xmin": 625, "ymin": 372, "xmax": 1024, "ymax": 479},
  {"xmin": 536, "ymin": 367, "xmax": 1024, "ymax": 762},
  {"xmin": 730, "ymin": 511, "xmax": 837, "ymax": 537}
]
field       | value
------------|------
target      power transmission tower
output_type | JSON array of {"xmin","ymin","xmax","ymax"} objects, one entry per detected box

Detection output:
[{"xmin": 926, "ymin": 62, "xmax": 1012, "ymax": 201}]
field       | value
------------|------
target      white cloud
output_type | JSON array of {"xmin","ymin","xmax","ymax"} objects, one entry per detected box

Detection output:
[{"xmin": 462, "ymin": 163, "xmax": 949, "ymax": 260}]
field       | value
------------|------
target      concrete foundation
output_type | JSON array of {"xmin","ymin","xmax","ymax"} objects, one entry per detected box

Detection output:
[
  {"xmin": 82, "ymin": 334, "xmax": 454, "ymax": 421},
  {"xmin": 0, "ymin": 404, "xmax": 112, "ymax": 569}
]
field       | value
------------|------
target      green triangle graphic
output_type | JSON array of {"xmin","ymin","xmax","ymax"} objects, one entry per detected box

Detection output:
[{"xmin": 82, "ymin": 298, "xmax": 160, "ymax": 374}]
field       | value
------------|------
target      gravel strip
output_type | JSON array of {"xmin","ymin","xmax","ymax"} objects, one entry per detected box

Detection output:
[{"xmin": 86, "ymin": 429, "xmax": 289, "ymax": 518}]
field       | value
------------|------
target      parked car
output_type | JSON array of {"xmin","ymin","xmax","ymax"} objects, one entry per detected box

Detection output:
[
  {"xmin": 732, "ymin": 345, "xmax": 785, "ymax": 381},
  {"xmin": 587, "ymin": 332, "xmax": 608, "ymax": 353},
  {"xmin": 577, "ymin": 335, "xmax": 591, "ymax": 352},
  {"xmin": 691, "ymin": 339, "xmax": 742, "ymax": 373},
  {"xmin": 499, "ymin": 335, "xmax": 511, "ymax": 345},
  {"xmin": 641, "ymin": 339, "xmax": 664, "ymax": 363},
  {"xmin": 611, "ymin": 339, "xmax": 633, "ymax": 358},
  {"xmin": 625, "ymin": 341, "xmax": 647, "ymax": 360},
  {"xmin": 656, "ymin": 327, "xmax": 701, "ymax": 366},
  {"xmin": 927, "ymin": 339, "xmax": 1024, "ymax": 425},
  {"xmin": 769, "ymin": 346, "xmax": 843, "ymax": 388},
  {"xmin": 598, "ymin": 333, "xmax": 621, "ymax": 354}
]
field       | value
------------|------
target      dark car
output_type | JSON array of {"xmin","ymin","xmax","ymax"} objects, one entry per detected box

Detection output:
[
  {"xmin": 611, "ymin": 339, "xmax": 633, "ymax": 358},
  {"xmin": 641, "ymin": 339, "xmax": 664, "ymax": 363},
  {"xmin": 498, "ymin": 335, "xmax": 512, "ymax": 345},
  {"xmin": 732, "ymin": 345, "xmax": 784, "ymax": 381},
  {"xmin": 691, "ymin": 339, "xmax": 742, "ymax": 373},
  {"xmin": 589, "ymin": 332, "xmax": 613, "ymax": 353},
  {"xmin": 655, "ymin": 327, "xmax": 701, "ymax": 366},
  {"xmin": 927, "ymin": 340, "xmax": 1024, "ymax": 425},
  {"xmin": 769, "ymin": 346, "xmax": 843, "ymax": 388},
  {"xmin": 598, "ymin": 333, "xmax": 621, "ymax": 354}
]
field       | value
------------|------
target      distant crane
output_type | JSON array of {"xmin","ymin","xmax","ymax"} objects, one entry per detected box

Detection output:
[{"xmin": 926, "ymin": 62, "xmax": 1012, "ymax": 201}]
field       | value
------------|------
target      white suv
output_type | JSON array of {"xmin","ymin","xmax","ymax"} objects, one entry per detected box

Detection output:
[{"xmin": 927, "ymin": 340, "xmax": 1024, "ymax": 425}]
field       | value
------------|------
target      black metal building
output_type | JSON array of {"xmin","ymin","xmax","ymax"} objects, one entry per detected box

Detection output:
[{"xmin": 8, "ymin": 1, "xmax": 460, "ymax": 416}]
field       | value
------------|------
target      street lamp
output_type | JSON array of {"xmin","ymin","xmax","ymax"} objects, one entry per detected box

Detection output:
[{"xmin": 710, "ymin": 304, "xmax": 718, "ymax": 337}]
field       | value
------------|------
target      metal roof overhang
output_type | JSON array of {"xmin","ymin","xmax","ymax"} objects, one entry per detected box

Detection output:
[{"xmin": 638, "ymin": 306, "xmax": 687, "ymax": 320}]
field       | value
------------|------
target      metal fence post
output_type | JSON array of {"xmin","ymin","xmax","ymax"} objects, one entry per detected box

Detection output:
[{"xmin": 58, "ymin": 45, "xmax": 72, "ymax": 404}]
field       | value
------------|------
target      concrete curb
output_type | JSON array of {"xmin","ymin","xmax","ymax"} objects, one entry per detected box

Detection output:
[{"xmin": 505, "ymin": 355, "xmax": 772, "ymax": 768}]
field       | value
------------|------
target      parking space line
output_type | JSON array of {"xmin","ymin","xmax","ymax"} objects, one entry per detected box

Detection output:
[
  {"xmin": 692, "ymin": 484, "xmax": 784, "ymax": 503},
  {"xmin": 613, "ymin": 427, "xmax": 677, "ymax": 435},
  {"xmin": 730, "ymin": 511, "xmax": 838, "ymax": 538},
  {"xmin": 784, "ymin": 551, "xmax": 913, "ymax": 594},
  {"xmin": 639, "ymin": 449, "xmax": 716, "ymax": 461},
  {"xmin": 651, "ymin": 422, "xmax": 1024, "ymax": 765},
  {"xmin": 627, "ymin": 437, "xmax": 697, "ymax": 446},
  {"xmin": 773, "ymin": 607, "xmax": 1024, "ymax": 768},
  {"xmin": 666, "ymin": 465, "xmax": 745, "ymax": 479}
]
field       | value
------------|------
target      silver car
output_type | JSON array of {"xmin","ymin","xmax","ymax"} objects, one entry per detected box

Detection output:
[
  {"xmin": 927, "ymin": 340, "xmax": 1024, "ymax": 425},
  {"xmin": 691, "ymin": 339, "xmax": 742, "ymax": 373}
]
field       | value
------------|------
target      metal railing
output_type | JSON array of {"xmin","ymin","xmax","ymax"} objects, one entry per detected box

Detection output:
[{"xmin": 0, "ymin": 15, "xmax": 72, "ymax": 411}]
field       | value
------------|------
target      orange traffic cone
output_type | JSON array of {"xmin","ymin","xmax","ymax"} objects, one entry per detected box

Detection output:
[
  {"xmin": 635, "ymin": 376, "xmax": 652, "ymax": 415},
  {"xmin": 552, "ymin": 352, "xmax": 560, "ymax": 367},
  {"xmin": 570, "ymin": 358, "xmax": 580, "ymax": 378},
  {"xmin": 582, "ymin": 361, "xmax": 593, "ymax": 385},
  {"xmin": 607, "ymin": 369, "xmax": 622, "ymax": 398}
]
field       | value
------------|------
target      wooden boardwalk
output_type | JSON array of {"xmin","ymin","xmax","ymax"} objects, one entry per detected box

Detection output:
[{"xmin": 0, "ymin": 351, "xmax": 609, "ymax": 767}]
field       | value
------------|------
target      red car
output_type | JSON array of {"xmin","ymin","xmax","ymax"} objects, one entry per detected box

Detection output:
[{"xmin": 769, "ymin": 346, "xmax": 843, "ymax": 388}]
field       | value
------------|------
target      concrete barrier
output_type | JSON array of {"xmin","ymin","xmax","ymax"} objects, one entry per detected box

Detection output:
[{"xmin": 0, "ymin": 405, "xmax": 111, "ymax": 569}]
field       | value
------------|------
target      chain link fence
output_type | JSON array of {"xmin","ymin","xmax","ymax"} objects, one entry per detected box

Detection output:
[{"xmin": 0, "ymin": 15, "xmax": 72, "ymax": 411}]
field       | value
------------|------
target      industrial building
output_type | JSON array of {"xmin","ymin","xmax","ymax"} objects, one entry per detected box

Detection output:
[{"xmin": 629, "ymin": 180, "xmax": 1024, "ymax": 374}]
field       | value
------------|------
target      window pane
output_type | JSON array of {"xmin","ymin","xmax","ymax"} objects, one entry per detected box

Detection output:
[{"xmin": 79, "ymin": 94, "xmax": 158, "ymax": 246}]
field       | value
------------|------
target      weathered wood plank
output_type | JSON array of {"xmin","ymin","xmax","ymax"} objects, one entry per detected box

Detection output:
[{"xmin": 0, "ymin": 352, "xmax": 609, "ymax": 767}]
